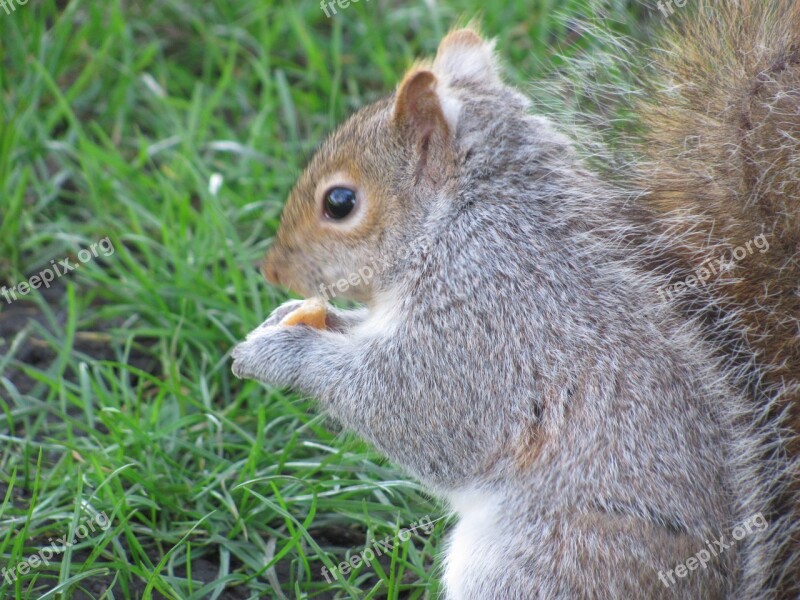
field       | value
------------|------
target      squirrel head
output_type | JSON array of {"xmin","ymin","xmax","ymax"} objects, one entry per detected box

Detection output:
[{"xmin": 262, "ymin": 27, "xmax": 530, "ymax": 304}]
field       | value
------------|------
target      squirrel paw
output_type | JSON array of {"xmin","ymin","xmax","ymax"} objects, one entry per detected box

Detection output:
[
  {"xmin": 231, "ymin": 326, "xmax": 287, "ymax": 383},
  {"xmin": 231, "ymin": 318, "xmax": 319, "ymax": 386}
]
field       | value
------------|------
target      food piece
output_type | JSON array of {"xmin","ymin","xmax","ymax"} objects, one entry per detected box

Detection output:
[{"xmin": 279, "ymin": 298, "xmax": 328, "ymax": 329}]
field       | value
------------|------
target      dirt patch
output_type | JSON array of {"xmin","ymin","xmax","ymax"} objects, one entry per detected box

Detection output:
[{"xmin": 0, "ymin": 282, "xmax": 155, "ymax": 398}]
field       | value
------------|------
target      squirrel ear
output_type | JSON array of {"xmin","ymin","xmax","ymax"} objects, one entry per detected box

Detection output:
[
  {"xmin": 433, "ymin": 27, "xmax": 500, "ymax": 86},
  {"xmin": 392, "ymin": 69, "xmax": 453, "ymax": 184}
]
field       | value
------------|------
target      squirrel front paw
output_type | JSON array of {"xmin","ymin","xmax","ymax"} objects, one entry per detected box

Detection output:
[
  {"xmin": 231, "ymin": 325, "xmax": 304, "ymax": 386},
  {"xmin": 232, "ymin": 299, "xmax": 361, "ymax": 388}
]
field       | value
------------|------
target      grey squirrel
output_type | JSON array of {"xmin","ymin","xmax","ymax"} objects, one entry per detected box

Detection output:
[{"xmin": 231, "ymin": 1, "xmax": 800, "ymax": 597}]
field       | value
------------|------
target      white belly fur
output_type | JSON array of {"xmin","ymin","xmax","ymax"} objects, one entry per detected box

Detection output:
[{"xmin": 443, "ymin": 489, "xmax": 503, "ymax": 599}]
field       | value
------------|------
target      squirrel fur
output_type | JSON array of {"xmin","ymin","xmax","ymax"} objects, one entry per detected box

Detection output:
[{"xmin": 232, "ymin": 1, "xmax": 800, "ymax": 597}]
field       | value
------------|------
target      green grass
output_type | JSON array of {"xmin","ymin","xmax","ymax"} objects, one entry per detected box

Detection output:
[{"xmin": 0, "ymin": 0, "xmax": 645, "ymax": 597}]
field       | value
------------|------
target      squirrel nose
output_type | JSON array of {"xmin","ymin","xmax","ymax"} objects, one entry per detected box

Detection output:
[
  {"xmin": 261, "ymin": 261, "xmax": 281, "ymax": 286},
  {"xmin": 261, "ymin": 244, "xmax": 286, "ymax": 287}
]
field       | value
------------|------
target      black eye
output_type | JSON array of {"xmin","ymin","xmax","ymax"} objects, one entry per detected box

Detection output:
[{"xmin": 324, "ymin": 187, "xmax": 356, "ymax": 220}]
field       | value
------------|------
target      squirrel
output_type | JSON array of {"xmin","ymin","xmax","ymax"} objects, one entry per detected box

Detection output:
[{"xmin": 231, "ymin": 0, "xmax": 800, "ymax": 597}]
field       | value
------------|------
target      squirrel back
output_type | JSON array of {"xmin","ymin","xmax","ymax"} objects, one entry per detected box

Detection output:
[{"xmin": 635, "ymin": 0, "xmax": 800, "ymax": 594}]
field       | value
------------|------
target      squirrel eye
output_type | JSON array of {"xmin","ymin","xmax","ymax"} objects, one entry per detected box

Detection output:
[{"xmin": 323, "ymin": 187, "xmax": 356, "ymax": 220}]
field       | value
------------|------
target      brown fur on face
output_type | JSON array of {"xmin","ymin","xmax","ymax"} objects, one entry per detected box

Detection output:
[
  {"xmin": 261, "ymin": 98, "xmax": 395, "ymax": 302},
  {"xmin": 262, "ymin": 67, "xmax": 456, "ymax": 304}
]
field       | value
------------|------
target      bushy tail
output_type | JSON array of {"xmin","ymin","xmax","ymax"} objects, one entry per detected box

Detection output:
[{"xmin": 637, "ymin": 0, "xmax": 800, "ymax": 595}]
